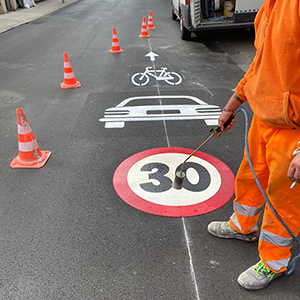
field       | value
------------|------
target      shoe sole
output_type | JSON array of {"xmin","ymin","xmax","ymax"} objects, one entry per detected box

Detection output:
[
  {"xmin": 207, "ymin": 227, "xmax": 259, "ymax": 242},
  {"xmin": 237, "ymin": 277, "xmax": 269, "ymax": 290},
  {"xmin": 237, "ymin": 273, "xmax": 282, "ymax": 290}
]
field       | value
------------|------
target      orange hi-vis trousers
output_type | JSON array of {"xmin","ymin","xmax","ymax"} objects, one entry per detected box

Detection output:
[{"xmin": 229, "ymin": 115, "xmax": 300, "ymax": 274}]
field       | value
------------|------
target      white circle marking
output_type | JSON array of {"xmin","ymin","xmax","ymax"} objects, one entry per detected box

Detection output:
[{"xmin": 127, "ymin": 153, "xmax": 221, "ymax": 206}]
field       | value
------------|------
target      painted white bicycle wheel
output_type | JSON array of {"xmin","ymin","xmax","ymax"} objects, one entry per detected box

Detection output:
[
  {"xmin": 131, "ymin": 73, "xmax": 150, "ymax": 86},
  {"xmin": 165, "ymin": 72, "xmax": 182, "ymax": 85}
]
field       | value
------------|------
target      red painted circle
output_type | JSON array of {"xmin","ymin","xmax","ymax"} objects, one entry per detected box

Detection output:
[{"xmin": 113, "ymin": 147, "xmax": 235, "ymax": 217}]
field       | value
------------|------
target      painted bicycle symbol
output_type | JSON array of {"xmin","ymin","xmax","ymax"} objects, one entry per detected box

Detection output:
[{"xmin": 131, "ymin": 67, "xmax": 182, "ymax": 86}]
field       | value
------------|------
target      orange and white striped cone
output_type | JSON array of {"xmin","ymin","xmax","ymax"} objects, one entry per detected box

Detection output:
[
  {"xmin": 60, "ymin": 52, "xmax": 81, "ymax": 89},
  {"xmin": 108, "ymin": 28, "xmax": 124, "ymax": 53},
  {"xmin": 10, "ymin": 108, "xmax": 51, "ymax": 169},
  {"xmin": 147, "ymin": 11, "xmax": 156, "ymax": 30},
  {"xmin": 139, "ymin": 16, "xmax": 150, "ymax": 38}
]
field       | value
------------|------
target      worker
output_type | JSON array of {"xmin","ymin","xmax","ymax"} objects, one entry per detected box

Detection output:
[{"xmin": 207, "ymin": 0, "xmax": 300, "ymax": 291}]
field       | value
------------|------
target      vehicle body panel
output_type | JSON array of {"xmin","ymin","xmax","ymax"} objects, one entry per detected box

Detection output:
[{"xmin": 171, "ymin": 0, "xmax": 264, "ymax": 35}]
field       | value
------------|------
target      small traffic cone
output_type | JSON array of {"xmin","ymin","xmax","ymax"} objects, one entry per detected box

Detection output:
[
  {"xmin": 10, "ymin": 108, "xmax": 51, "ymax": 169},
  {"xmin": 139, "ymin": 16, "xmax": 150, "ymax": 38},
  {"xmin": 60, "ymin": 52, "xmax": 81, "ymax": 89},
  {"xmin": 147, "ymin": 11, "xmax": 156, "ymax": 30},
  {"xmin": 108, "ymin": 28, "xmax": 124, "ymax": 53}
]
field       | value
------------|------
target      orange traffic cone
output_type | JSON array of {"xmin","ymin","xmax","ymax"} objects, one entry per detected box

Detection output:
[
  {"xmin": 147, "ymin": 11, "xmax": 156, "ymax": 30},
  {"xmin": 108, "ymin": 28, "xmax": 124, "ymax": 53},
  {"xmin": 10, "ymin": 108, "xmax": 51, "ymax": 169},
  {"xmin": 60, "ymin": 52, "xmax": 81, "ymax": 89},
  {"xmin": 139, "ymin": 16, "xmax": 150, "ymax": 38}
]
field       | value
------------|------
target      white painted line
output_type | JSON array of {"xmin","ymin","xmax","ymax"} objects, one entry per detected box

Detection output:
[
  {"xmin": 148, "ymin": 39, "xmax": 200, "ymax": 300},
  {"xmin": 182, "ymin": 217, "xmax": 201, "ymax": 300},
  {"xmin": 148, "ymin": 39, "xmax": 170, "ymax": 148}
]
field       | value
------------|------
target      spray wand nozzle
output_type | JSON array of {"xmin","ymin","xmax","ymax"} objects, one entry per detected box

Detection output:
[{"xmin": 172, "ymin": 112, "xmax": 236, "ymax": 190}]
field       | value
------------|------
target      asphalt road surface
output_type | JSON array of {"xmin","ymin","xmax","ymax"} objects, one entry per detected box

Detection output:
[{"xmin": 0, "ymin": 0, "xmax": 298, "ymax": 299}]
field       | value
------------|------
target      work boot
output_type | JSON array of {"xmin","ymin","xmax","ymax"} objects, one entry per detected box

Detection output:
[
  {"xmin": 238, "ymin": 261, "xmax": 283, "ymax": 290},
  {"xmin": 207, "ymin": 221, "xmax": 259, "ymax": 242}
]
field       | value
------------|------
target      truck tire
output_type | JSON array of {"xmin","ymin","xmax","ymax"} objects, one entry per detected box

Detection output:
[
  {"xmin": 172, "ymin": 8, "xmax": 177, "ymax": 20},
  {"xmin": 250, "ymin": 27, "xmax": 255, "ymax": 37},
  {"xmin": 180, "ymin": 16, "xmax": 191, "ymax": 40}
]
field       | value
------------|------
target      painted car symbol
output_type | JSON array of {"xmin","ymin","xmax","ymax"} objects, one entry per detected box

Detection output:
[{"xmin": 99, "ymin": 95, "xmax": 221, "ymax": 128}]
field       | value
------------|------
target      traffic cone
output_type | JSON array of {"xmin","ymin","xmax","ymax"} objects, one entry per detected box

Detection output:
[
  {"xmin": 147, "ymin": 11, "xmax": 156, "ymax": 30},
  {"xmin": 60, "ymin": 52, "xmax": 81, "ymax": 89},
  {"xmin": 10, "ymin": 108, "xmax": 51, "ymax": 169},
  {"xmin": 108, "ymin": 28, "xmax": 124, "ymax": 53},
  {"xmin": 139, "ymin": 16, "xmax": 150, "ymax": 38}
]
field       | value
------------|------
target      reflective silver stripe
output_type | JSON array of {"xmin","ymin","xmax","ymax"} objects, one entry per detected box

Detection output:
[
  {"xmin": 260, "ymin": 229, "xmax": 294, "ymax": 247},
  {"xmin": 112, "ymin": 42, "xmax": 119, "ymax": 46},
  {"xmin": 230, "ymin": 213, "xmax": 259, "ymax": 232},
  {"xmin": 18, "ymin": 139, "xmax": 39, "ymax": 152},
  {"xmin": 249, "ymin": 224, "xmax": 259, "ymax": 231},
  {"xmin": 233, "ymin": 202, "xmax": 264, "ymax": 217},
  {"xmin": 230, "ymin": 213, "xmax": 242, "ymax": 231},
  {"xmin": 64, "ymin": 72, "xmax": 75, "ymax": 79},
  {"xmin": 64, "ymin": 62, "xmax": 72, "ymax": 68},
  {"xmin": 264, "ymin": 257, "xmax": 291, "ymax": 271},
  {"xmin": 18, "ymin": 124, "xmax": 32, "ymax": 135}
]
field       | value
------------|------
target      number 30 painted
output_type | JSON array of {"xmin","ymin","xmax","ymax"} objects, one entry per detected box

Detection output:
[{"xmin": 139, "ymin": 162, "xmax": 210, "ymax": 193}]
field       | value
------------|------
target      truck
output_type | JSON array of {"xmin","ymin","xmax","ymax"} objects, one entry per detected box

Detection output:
[{"xmin": 171, "ymin": 0, "xmax": 264, "ymax": 40}]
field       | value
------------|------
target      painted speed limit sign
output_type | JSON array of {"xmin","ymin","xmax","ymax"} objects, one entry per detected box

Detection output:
[{"xmin": 113, "ymin": 147, "xmax": 235, "ymax": 217}]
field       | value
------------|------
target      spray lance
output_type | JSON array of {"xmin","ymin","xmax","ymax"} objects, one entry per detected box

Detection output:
[{"xmin": 172, "ymin": 111, "xmax": 236, "ymax": 190}]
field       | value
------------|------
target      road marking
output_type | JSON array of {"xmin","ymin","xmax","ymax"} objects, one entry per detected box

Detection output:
[
  {"xmin": 113, "ymin": 147, "xmax": 235, "ymax": 217},
  {"xmin": 148, "ymin": 39, "xmax": 171, "ymax": 148},
  {"xmin": 99, "ymin": 95, "xmax": 221, "ymax": 129},
  {"xmin": 145, "ymin": 51, "xmax": 159, "ymax": 62},
  {"xmin": 131, "ymin": 66, "xmax": 182, "ymax": 86},
  {"xmin": 182, "ymin": 217, "xmax": 201, "ymax": 300},
  {"xmin": 148, "ymin": 39, "xmax": 200, "ymax": 300}
]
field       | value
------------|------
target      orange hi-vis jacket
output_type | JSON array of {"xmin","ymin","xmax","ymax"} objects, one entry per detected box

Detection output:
[{"xmin": 235, "ymin": 0, "xmax": 300, "ymax": 128}]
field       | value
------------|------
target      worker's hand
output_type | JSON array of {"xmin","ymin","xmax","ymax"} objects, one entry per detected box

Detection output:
[
  {"xmin": 287, "ymin": 153, "xmax": 300, "ymax": 184},
  {"xmin": 218, "ymin": 110, "xmax": 236, "ymax": 132}
]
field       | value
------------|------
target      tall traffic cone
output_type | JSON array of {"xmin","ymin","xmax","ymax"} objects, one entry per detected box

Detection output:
[
  {"xmin": 108, "ymin": 28, "xmax": 124, "ymax": 53},
  {"xmin": 147, "ymin": 11, "xmax": 156, "ymax": 30},
  {"xmin": 60, "ymin": 52, "xmax": 81, "ymax": 89},
  {"xmin": 10, "ymin": 108, "xmax": 51, "ymax": 169},
  {"xmin": 139, "ymin": 16, "xmax": 150, "ymax": 38}
]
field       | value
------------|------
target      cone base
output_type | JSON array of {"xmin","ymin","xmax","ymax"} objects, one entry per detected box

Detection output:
[
  {"xmin": 60, "ymin": 81, "xmax": 81, "ymax": 89},
  {"xmin": 147, "ymin": 26, "xmax": 156, "ymax": 30},
  {"xmin": 108, "ymin": 49, "xmax": 124, "ymax": 53},
  {"xmin": 10, "ymin": 151, "xmax": 51, "ymax": 169},
  {"xmin": 139, "ymin": 34, "xmax": 150, "ymax": 38}
]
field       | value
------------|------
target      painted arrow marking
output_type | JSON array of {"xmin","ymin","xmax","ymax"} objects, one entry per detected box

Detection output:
[{"xmin": 145, "ymin": 51, "xmax": 159, "ymax": 62}]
